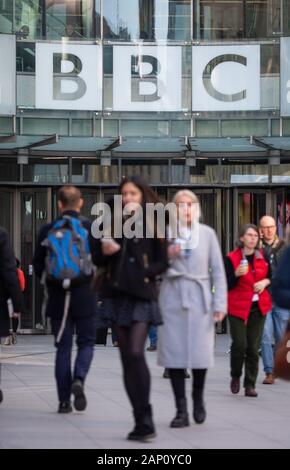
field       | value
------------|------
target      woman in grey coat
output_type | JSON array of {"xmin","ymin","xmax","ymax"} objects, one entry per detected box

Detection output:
[{"xmin": 157, "ymin": 190, "xmax": 227, "ymax": 427}]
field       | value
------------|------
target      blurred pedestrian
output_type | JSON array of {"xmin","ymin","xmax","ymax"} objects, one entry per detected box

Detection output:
[
  {"xmin": 157, "ymin": 190, "xmax": 227, "ymax": 427},
  {"xmin": 33, "ymin": 186, "xmax": 98, "ymax": 414},
  {"xmin": 94, "ymin": 176, "xmax": 168, "ymax": 441},
  {"xmin": 259, "ymin": 215, "xmax": 290, "ymax": 385},
  {"xmin": 226, "ymin": 224, "xmax": 272, "ymax": 398}
]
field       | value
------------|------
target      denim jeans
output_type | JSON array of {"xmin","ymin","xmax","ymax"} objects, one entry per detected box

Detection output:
[
  {"xmin": 261, "ymin": 304, "xmax": 290, "ymax": 374},
  {"xmin": 51, "ymin": 314, "xmax": 96, "ymax": 402},
  {"xmin": 148, "ymin": 325, "xmax": 158, "ymax": 347}
]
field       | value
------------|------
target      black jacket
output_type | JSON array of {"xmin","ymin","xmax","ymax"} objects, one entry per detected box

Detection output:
[
  {"xmin": 33, "ymin": 210, "xmax": 98, "ymax": 320},
  {"xmin": 95, "ymin": 234, "xmax": 168, "ymax": 301},
  {"xmin": 0, "ymin": 226, "xmax": 23, "ymax": 337},
  {"xmin": 272, "ymin": 246, "xmax": 290, "ymax": 309}
]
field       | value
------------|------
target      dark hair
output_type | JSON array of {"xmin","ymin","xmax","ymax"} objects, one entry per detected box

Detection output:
[
  {"xmin": 57, "ymin": 185, "xmax": 82, "ymax": 208},
  {"xmin": 118, "ymin": 176, "xmax": 163, "ymax": 239},
  {"xmin": 236, "ymin": 223, "xmax": 260, "ymax": 248},
  {"xmin": 119, "ymin": 176, "xmax": 160, "ymax": 206}
]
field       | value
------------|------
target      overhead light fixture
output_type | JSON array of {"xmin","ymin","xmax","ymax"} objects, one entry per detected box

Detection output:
[
  {"xmin": 100, "ymin": 150, "xmax": 111, "ymax": 166},
  {"xmin": 17, "ymin": 148, "xmax": 29, "ymax": 165},
  {"xmin": 269, "ymin": 149, "xmax": 280, "ymax": 165}
]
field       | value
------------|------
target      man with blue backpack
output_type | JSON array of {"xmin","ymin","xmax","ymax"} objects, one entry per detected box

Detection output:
[{"xmin": 33, "ymin": 186, "xmax": 98, "ymax": 414}]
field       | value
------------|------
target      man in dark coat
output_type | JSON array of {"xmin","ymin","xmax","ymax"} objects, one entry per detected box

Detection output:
[
  {"xmin": 272, "ymin": 246, "xmax": 290, "ymax": 310},
  {"xmin": 0, "ymin": 226, "xmax": 23, "ymax": 403},
  {"xmin": 33, "ymin": 186, "xmax": 98, "ymax": 414}
]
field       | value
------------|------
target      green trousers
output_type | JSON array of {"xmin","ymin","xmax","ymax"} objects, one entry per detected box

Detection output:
[{"xmin": 229, "ymin": 303, "xmax": 266, "ymax": 388}]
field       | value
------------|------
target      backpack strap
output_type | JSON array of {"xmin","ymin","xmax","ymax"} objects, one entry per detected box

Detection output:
[{"xmin": 56, "ymin": 290, "xmax": 71, "ymax": 344}]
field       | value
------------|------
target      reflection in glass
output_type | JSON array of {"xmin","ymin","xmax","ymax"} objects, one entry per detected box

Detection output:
[
  {"xmin": 15, "ymin": 0, "xmax": 42, "ymax": 39},
  {"xmin": 45, "ymin": 0, "xmax": 94, "ymax": 39},
  {"xmin": 195, "ymin": 0, "xmax": 281, "ymax": 40},
  {"xmin": 103, "ymin": 0, "xmax": 191, "ymax": 41}
]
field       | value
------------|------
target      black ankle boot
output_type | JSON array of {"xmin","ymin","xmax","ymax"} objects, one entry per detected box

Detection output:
[
  {"xmin": 193, "ymin": 389, "xmax": 206, "ymax": 424},
  {"xmin": 127, "ymin": 405, "xmax": 156, "ymax": 442},
  {"xmin": 170, "ymin": 398, "xmax": 190, "ymax": 428}
]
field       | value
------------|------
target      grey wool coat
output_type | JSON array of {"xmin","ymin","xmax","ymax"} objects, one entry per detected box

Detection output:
[{"xmin": 157, "ymin": 224, "xmax": 228, "ymax": 369}]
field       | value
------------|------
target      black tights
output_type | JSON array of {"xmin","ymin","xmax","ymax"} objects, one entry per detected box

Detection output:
[
  {"xmin": 115, "ymin": 322, "xmax": 150, "ymax": 413},
  {"xmin": 169, "ymin": 368, "xmax": 207, "ymax": 403}
]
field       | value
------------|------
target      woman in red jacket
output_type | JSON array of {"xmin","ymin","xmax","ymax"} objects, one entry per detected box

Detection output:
[
  {"xmin": 3, "ymin": 258, "xmax": 25, "ymax": 346},
  {"xmin": 225, "ymin": 224, "xmax": 271, "ymax": 397}
]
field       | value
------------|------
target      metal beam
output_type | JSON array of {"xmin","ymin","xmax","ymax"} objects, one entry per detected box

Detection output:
[{"xmin": 0, "ymin": 134, "xmax": 17, "ymax": 143}]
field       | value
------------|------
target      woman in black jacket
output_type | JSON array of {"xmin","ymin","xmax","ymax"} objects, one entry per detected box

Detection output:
[
  {"xmin": 95, "ymin": 176, "xmax": 168, "ymax": 442},
  {"xmin": 272, "ymin": 246, "xmax": 290, "ymax": 309},
  {"xmin": 0, "ymin": 226, "xmax": 23, "ymax": 403}
]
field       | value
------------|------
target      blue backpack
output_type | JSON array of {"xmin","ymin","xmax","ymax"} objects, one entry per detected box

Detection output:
[{"xmin": 42, "ymin": 215, "xmax": 93, "ymax": 289}]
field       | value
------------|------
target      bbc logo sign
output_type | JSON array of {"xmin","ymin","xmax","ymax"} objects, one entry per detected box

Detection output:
[
  {"xmin": 1, "ymin": 34, "xmax": 290, "ymax": 115},
  {"xmin": 35, "ymin": 43, "xmax": 260, "ymax": 112}
]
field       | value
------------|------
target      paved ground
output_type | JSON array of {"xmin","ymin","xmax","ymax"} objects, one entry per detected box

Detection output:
[{"xmin": 0, "ymin": 334, "xmax": 289, "ymax": 449}]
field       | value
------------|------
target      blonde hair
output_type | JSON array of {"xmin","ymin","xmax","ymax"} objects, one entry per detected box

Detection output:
[{"xmin": 172, "ymin": 189, "xmax": 201, "ymax": 223}]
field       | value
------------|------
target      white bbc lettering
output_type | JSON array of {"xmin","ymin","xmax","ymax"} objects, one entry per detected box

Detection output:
[
  {"xmin": 32, "ymin": 43, "xmax": 264, "ymax": 112},
  {"xmin": 192, "ymin": 45, "xmax": 260, "ymax": 111},
  {"xmin": 113, "ymin": 46, "xmax": 182, "ymax": 112},
  {"xmin": 35, "ymin": 43, "xmax": 102, "ymax": 111}
]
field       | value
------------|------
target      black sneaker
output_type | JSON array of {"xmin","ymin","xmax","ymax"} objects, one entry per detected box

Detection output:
[
  {"xmin": 71, "ymin": 379, "xmax": 87, "ymax": 411},
  {"xmin": 0, "ymin": 389, "xmax": 3, "ymax": 404},
  {"xmin": 146, "ymin": 345, "xmax": 157, "ymax": 352},
  {"xmin": 58, "ymin": 401, "xmax": 72, "ymax": 414},
  {"xmin": 163, "ymin": 368, "xmax": 170, "ymax": 378}
]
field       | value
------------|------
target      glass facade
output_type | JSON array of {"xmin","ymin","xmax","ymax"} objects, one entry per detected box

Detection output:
[{"xmin": 2, "ymin": 1, "xmax": 290, "ymax": 331}]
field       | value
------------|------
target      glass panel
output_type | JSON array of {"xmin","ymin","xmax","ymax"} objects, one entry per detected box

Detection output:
[
  {"xmin": 0, "ymin": 158, "xmax": 19, "ymax": 181},
  {"xmin": 72, "ymin": 119, "xmax": 93, "ymax": 136},
  {"xmin": 221, "ymin": 120, "xmax": 268, "ymax": 137},
  {"xmin": 15, "ymin": 0, "xmax": 42, "ymax": 40},
  {"xmin": 261, "ymin": 44, "xmax": 280, "ymax": 109},
  {"xmin": 16, "ymin": 42, "xmax": 36, "ymax": 72},
  {"xmin": 94, "ymin": 119, "xmax": 101, "ymax": 136},
  {"xmin": 196, "ymin": 120, "xmax": 219, "ymax": 137},
  {"xmin": 21, "ymin": 192, "xmax": 34, "ymax": 328},
  {"xmin": 274, "ymin": 190, "xmax": 290, "ymax": 238},
  {"xmin": 189, "ymin": 159, "xmax": 220, "ymax": 184},
  {"xmin": 171, "ymin": 159, "xmax": 189, "ymax": 183},
  {"xmin": 238, "ymin": 192, "xmax": 266, "ymax": 229},
  {"xmin": 122, "ymin": 120, "xmax": 169, "ymax": 137},
  {"xmin": 0, "ymin": 191, "xmax": 13, "ymax": 240},
  {"xmin": 171, "ymin": 120, "xmax": 190, "ymax": 137},
  {"xmin": 195, "ymin": 191, "xmax": 215, "ymax": 227},
  {"xmin": 272, "ymin": 160, "xmax": 290, "ymax": 183},
  {"xmin": 246, "ymin": 0, "xmax": 281, "ymax": 39},
  {"xmin": 23, "ymin": 160, "xmax": 69, "ymax": 183},
  {"xmin": 23, "ymin": 118, "xmax": 69, "ymax": 135},
  {"xmin": 0, "ymin": 117, "xmax": 13, "ymax": 134},
  {"xmin": 103, "ymin": 0, "xmax": 191, "ymax": 41},
  {"xmin": 195, "ymin": 0, "xmax": 281, "ymax": 40},
  {"xmin": 45, "ymin": 0, "xmax": 94, "ymax": 39},
  {"xmin": 221, "ymin": 161, "xmax": 269, "ymax": 184},
  {"xmin": 104, "ymin": 120, "xmax": 119, "ymax": 137},
  {"xmin": 196, "ymin": 0, "xmax": 244, "ymax": 40},
  {"xmin": 283, "ymin": 0, "xmax": 290, "ymax": 36},
  {"xmin": 121, "ymin": 159, "xmax": 168, "ymax": 184},
  {"xmin": 271, "ymin": 119, "xmax": 280, "ymax": 136},
  {"xmin": 72, "ymin": 159, "xmax": 119, "ymax": 184},
  {"xmin": 282, "ymin": 118, "xmax": 290, "ymax": 136},
  {"xmin": 0, "ymin": 0, "xmax": 13, "ymax": 33},
  {"xmin": 34, "ymin": 191, "xmax": 48, "ymax": 329}
]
